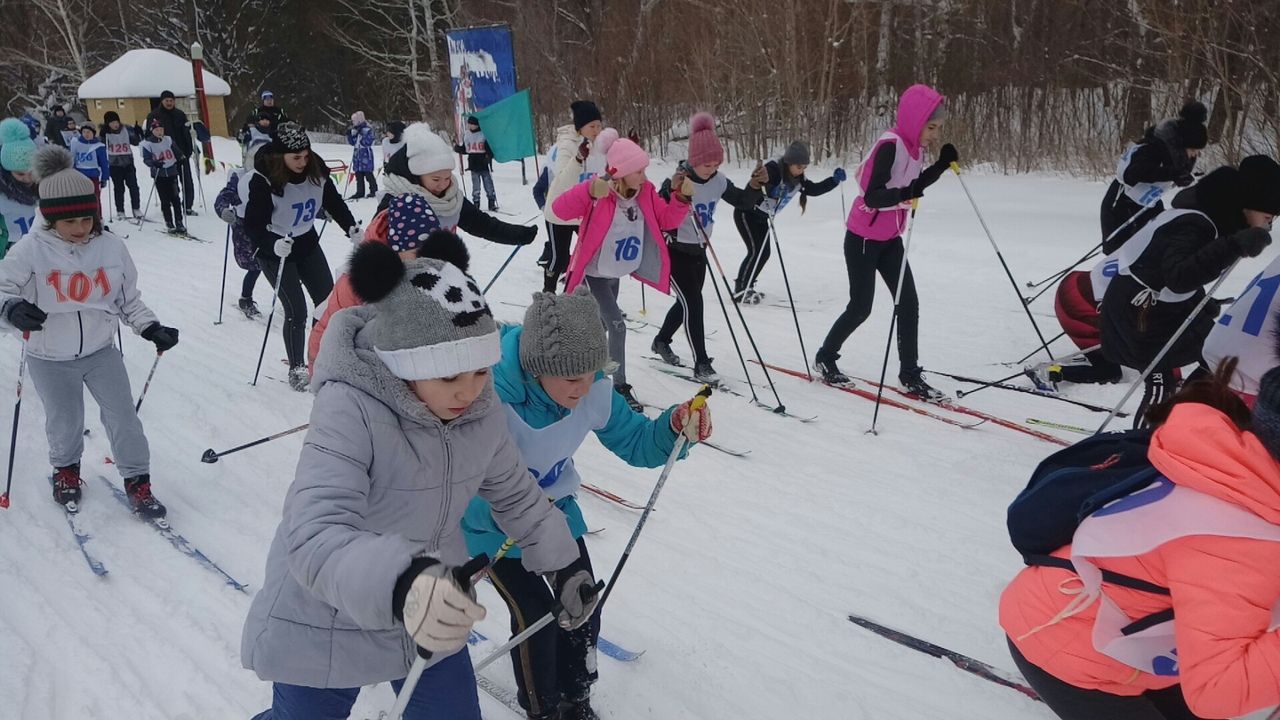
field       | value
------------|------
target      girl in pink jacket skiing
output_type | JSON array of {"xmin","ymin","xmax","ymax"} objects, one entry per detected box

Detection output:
[
  {"xmin": 815, "ymin": 83, "xmax": 957, "ymax": 400},
  {"xmin": 552, "ymin": 138, "xmax": 692, "ymax": 410}
]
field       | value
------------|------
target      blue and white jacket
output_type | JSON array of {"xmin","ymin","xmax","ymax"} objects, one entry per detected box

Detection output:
[
  {"xmin": 461, "ymin": 324, "xmax": 686, "ymax": 559},
  {"xmin": 69, "ymin": 136, "xmax": 109, "ymax": 184}
]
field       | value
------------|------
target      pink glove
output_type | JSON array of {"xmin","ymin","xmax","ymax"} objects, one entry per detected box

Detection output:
[{"xmin": 670, "ymin": 399, "xmax": 713, "ymax": 443}]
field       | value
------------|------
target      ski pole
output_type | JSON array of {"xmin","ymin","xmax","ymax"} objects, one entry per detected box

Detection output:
[
  {"xmin": 869, "ymin": 200, "xmax": 920, "ymax": 435},
  {"xmin": 950, "ymin": 163, "xmax": 1055, "ymax": 362},
  {"xmin": 764, "ymin": 215, "xmax": 812, "ymax": 380},
  {"xmin": 137, "ymin": 182, "xmax": 155, "ymax": 229},
  {"xmin": 598, "ymin": 386, "xmax": 711, "ymax": 612},
  {"xmin": 640, "ymin": 285, "xmax": 647, "ymax": 316},
  {"xmin": 954, "ymin": 368, "xmax": 1027, "ymax": 399},
  {"xmin": 1024, "ymin": 244, "xmax": 1102, "ymax": 291},
  {"xmin": 0, "ymin": 333, "xmax": 29, "ymax": 509},
  {"xmin": 704, "ymin": 236, "xmax": 788, "ymax": 412},
  {"xmin": 390, "ymin": 554, "xmax": 491, "ymax": 720},
  {"xmin": 134, "ymin": 352, "xmax": 163, "ymax": 413},
  {"xmin": 1013, "ymin": 331, "xmax": 1067, "ymax": 365},
  {"xmin": 215, "ymin": 224, "xmax": 230, "ymax": 325},
  {"xmin": 252, "ymin": 247, "xmax": 290, "ymax": 386},
  {"xmin": 470, "ymin": 580, "xmax": 605, "ymax": 676},
  {"xmin": 482, "ymin": 244, "xmax": 523, "ymax": 295},
  {"xmin": 1022, "ymin": 195, "xmax": 1163, "ymax": 291},
  {"xmin": 692, "ymin": 213, "xmax": 757, "ymax": 401},
  {"xmin": 1095, "ymin": 259, "xmax": 1241, "ymax": 434},
  {"xmin": 201, "ymin": 422, "xmax": 310, "ymax": 463}
]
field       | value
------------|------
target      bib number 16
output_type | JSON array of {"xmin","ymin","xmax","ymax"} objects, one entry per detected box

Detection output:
[{"xmin": 614, "ymin": 236, "xmax": 641, "ymax": 263}]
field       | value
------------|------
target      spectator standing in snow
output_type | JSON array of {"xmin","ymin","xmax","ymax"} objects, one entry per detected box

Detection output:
[
  {"xmin": 346, "ymin": 111, "xmax": 377, "ymax": 200},
  {"xmin": 44, "ymin": 106, "xmax": 72, "ymax": 147}
]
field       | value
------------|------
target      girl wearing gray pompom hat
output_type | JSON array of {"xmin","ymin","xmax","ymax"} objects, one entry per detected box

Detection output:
[{"xmin": 460, "ymin": 285, "xmax": 713, "ymax": 719}]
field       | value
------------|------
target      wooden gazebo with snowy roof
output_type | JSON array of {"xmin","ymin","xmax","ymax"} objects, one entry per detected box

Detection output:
[{"xmin": 77, "ymin": 49, "xmax": 232, "ymax": 136}]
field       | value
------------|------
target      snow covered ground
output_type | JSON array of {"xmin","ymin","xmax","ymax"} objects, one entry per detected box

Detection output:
[{"xmin": 0, "ymin": 138, "xmax": 1274, "ymax": 720}]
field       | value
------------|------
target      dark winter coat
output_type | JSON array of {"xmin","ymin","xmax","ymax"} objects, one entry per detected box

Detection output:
[
  {"xmin": 1099, "ymin": 187, "xmax": 1247, "ymax": 371},
  {"xmin": 44, "ymin": 112, "xmax": 73, "ymax": 147},
  {"xmin": 347, "ymin": 122, "xmax": 375, "ymax": 173},
  {"xmin": 146, "ymin": 105, "xmax": 193, "ymax": 157},
  {"xmin": 214, "ymin": 171, "xmax": 260, "ymax": 272},
  {"xmin": 377, "ymin": 148, "xmax": 533, "ymax": 246},
  {"xmin": 742, "ymin": 159, "xmax": 838, "ymax": 219},
  {"xmin": 453, "ymin": 129, "xmax": 493, "ymax": 173},
  {"xmin": 243, "ymin": 149, "xmax": 357, "ymax": 260},
  {"xmin": 1100, "ymin": 125, "xmax": 1199, "ymax": 252}
]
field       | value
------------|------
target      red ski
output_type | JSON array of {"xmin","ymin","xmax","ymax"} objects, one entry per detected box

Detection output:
[
  {"xmin": 752, "ymin": 361, "xmax": 984, "ymax": 430},
  {"xmin": 580, "ymin": 482, "xmax": 646, "ymax": 511}
]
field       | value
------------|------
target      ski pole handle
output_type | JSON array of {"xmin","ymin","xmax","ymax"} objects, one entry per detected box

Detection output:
[
  {"xmin": 950, "ymin": 161, "xmax": 961, "ymax": 175},
  {"xmin": 472, "ymin": 580, "xmax": 605, "ymax": 673}
]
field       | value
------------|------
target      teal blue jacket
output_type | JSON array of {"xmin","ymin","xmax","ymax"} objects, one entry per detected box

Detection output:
[{"xmin": 461, "ymin": 325, "xmax": 685, "ymax": 559}]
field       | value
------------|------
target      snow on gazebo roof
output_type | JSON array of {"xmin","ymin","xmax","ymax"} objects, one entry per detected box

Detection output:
[{"xmin": 78, "ymin": 49, "xmax": 231, "ymax": 99}]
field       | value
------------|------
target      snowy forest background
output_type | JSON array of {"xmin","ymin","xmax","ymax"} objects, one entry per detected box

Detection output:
[{"xmin": 1, "ymin": 0, "xmax": 1277, "ymax": 173}]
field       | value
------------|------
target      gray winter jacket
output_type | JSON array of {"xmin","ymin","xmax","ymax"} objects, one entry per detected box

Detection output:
[{"xmin": 241, "ymin": 305, "xmax": 580, "ymax": 688}]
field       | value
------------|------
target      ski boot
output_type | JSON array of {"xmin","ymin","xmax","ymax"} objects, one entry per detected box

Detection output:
[
  {"xmin": 1023, "ymin": 363, "xmax": 1062, "ymax": 392},
  {"xmin": 52, "ymin": 463, "xmax": 83, "ymax": 509},
  {"xmin": 693, "ymin": 359, "xmax": 719, "ymax": 384},
  {"xmin": 559, "ymin": 697, "xmax": 600, "ymax": 720},
  {"xmin": 814, "ymin": 352, "xmax": 852, "ymax": 386},
  {"xmin": 184, "ymin": 208, "xmax": 198, "ymax": 217},
  {"xmin": 347, "ymin": 192, "xmax": 365, "ymax": 201},
  {"xmin": 899, "ymin": 367, "xmax": 947, "ymax": 402},
  {"xmin": 124, "ymin": 475, "xmax": 167, "ymax": 519},
  {"xmin": 488, "ymin": 199, "xmax": 499, "ymax": 212},
  {"xmin": 164, "ymin": 221, "xmax": 176, "ymax": 233},
  {"xmin": 237, "ymin": 297, "xmax": 262, "ymax": 319},
  {"xmin": 114, "ymin": 211, "xmax": 126, "ymax": 222},
  {"xmin": 169, "ymin": 224, "xmax": 187, "ymax": 236},
  {"xmin": 288, "ymin": 365, "xmax": 311, "ymax": 392},
  {"xmin": 650, "ymin": 338, "xmax": 683, "ymax": 366},
  {"xmin": 744, "ymin": 289, "xmax": 764, "ymax": 305},
  {"xmin": 615, "ymin": 384, "xmax": 644, "ymax": 413}
]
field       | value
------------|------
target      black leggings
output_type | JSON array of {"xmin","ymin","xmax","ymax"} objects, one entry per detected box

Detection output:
[
  {"xmin": 819, "ymin": 232, "xmax": 919, "ymax": 372},
  {"xmin": 353, "ymin": 171, "xmax": 378, "ymax": 197},
  {"xmin": 656, "ymin": 245, "xmax": 710, "ymax": 364},
  {"xmin": 1058, "ymin": 349, "xmax": 1123, "ymax": 384},
  {"xmin": 155, "ymin": 175, "xmax": 184, "ymax": 227},
  {"xmin": 240, "ymin": 269, "xmax": 261, "ymax": 300},
  {"xmin": 258, "ymin": 249, "xmax": 334, "ymax": 369},
  {"xmin": 539, "ymin": 223, "xmax": 577, "ymax": 292},
  {"xmin": 488, "ymin": 537, "xmax": 601, "ymax": 718},
  {"xmin": 111, "ymin": 164, "xmax": 140, "ymax": 213},
  {"xmin": 733, "ymin": 210, "xmax": 770, "ymax": 294},
  {"xmin": 1007, "ymin": 638, "xmax": 1201, "ymax": 720}
]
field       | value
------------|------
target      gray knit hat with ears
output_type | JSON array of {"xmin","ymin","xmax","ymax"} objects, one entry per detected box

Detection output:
[{"xmin": 519, "ymin": 286, "xmax": 610, "ymax": 377}]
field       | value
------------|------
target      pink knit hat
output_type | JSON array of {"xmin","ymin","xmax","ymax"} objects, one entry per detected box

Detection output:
[
  {"xmin": 686, "ymin": 112, "xmax": 723, "ymax": 166},
  {"xmin": 605, "ymin": 138, "xmax": 649, "ymax": 178}
]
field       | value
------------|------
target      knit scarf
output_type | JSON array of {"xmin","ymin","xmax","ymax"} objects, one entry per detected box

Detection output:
[{"xmin": 381, "ymin": 172, "xmax": 463, "ymax": 229}]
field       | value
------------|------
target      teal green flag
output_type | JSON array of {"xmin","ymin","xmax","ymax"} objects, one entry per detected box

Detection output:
[{"xmin": 472, "ymin": 89, "xmax": 535, "ymax": 162}]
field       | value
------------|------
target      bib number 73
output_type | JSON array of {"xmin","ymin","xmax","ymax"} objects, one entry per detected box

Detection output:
[{"xmin": 291, "ymin": 199, "xmax": 317, "ymax": 227}]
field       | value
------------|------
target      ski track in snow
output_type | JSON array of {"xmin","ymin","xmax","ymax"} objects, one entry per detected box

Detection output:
[{"xmin": 2, "ymin": 139, "xmax": 1275, "ymax": 719}]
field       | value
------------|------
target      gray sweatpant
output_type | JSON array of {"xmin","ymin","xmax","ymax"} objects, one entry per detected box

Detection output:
[
  {"xmin": 27, "ymin": 345, "xmax": 150, "ymax": 478},
  {"xmin": 585, "ymin": 275, "xmax": 627, "ymax": 386}
]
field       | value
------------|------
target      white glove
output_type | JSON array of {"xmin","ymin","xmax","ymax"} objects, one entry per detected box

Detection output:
[
  {"xmin": 347, "ymin": 224, "xmax": 363, "ymax": 244},
  {"xmin": 402, "ymin": 563, "xmax": 487, "ymax": 654},
  {"xmin": 552, "ymin": 566, "xmax": 599, "ymax": 630},
  {"xmin": 273, "ymin": 237, "xmax": 294, "ymax": 258},
  {"xmin": 670, "ymin": 398, "xmax": 713, "ymax": 442}
]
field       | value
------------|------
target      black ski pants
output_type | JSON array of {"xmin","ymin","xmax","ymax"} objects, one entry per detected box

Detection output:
[
  {"xmin": 656, "ymin": 244, "xmax": 711, "ymax": 364},
  {"xmin": 1008, "ymin": 638, "xmax": 1202, "ymax": 720},
  {"xmin": 733, "ymin": 209, "xmax": 770, "ymax": 294},
  {"xmin": 111, "ymin": 164, "xmax": 140, "ymax": 213},
  {"xmin": 538, "ymin": 223, "xmax": 577, "ymax": 292},
  {"xmin": 819, "ymin": 232, "xmax": 919, "ymax": 373},
  {"xmin": 258, "ymin": 248, "xmax": 334, "ymax": 370},
  {"xmin": 155, "ymin": 175, "xmax": 184, "ymax": 228},
  {"xmin": 488, "ymin": 537, "xmax": 601, "ymax": 719}
]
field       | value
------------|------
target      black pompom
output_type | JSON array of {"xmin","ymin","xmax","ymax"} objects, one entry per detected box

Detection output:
[
  {"xmin": 349, "ymin": 242, "xmax": 406, "ymax": 303},
  {"xmin": 415, "ymin": 230, "xmax": 470, "ymax": 272},
  {"xmin": 1179, "ymin": 101, "xmax": 1209, "ymax": 126}
]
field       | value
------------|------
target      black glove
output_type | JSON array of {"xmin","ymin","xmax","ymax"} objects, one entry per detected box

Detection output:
[
  {"xmin": 936, "ymin": 143, "xmax": 959, "ymax": 167},
  {"xmin": 550, "ymin": 557, "xmax": 600, "ymax": 630},
  {"xmin": 6, "ymin": 300, "xmax": 46, "ymax": 332},
  {"xmin": 1174, "ymin": 173, "xmax": 1195, "ymax": 187},
  {"xmin": 575, "ymin": 138, "xmax": 591, "ymax": 164},
  {"xmin": 453, "ymin": 144, "xmax": 465, "ymax": 154},
  {"xmin": 1231, "ymin": 226, "xmax": 1272, "ymax": 258},
  {"xmin": 517, "ymin": 225, "xmax": 538, "ymax": 246},
  {"xmin": 141, "ymin": 322, "xmax": 179, "ymax": 352}
]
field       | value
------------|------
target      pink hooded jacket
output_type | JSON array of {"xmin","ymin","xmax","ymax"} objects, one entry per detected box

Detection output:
[
  {"xmin": 999, "ymin": 403, "xmax": 1280, "ymax": 719},
  {"xmin": 553, "ymin": 179, "xmax": 689, "ymax": 294},
  {"xmin": 847, "ymin": 84, "xmax": 945, "ymax": 241}
]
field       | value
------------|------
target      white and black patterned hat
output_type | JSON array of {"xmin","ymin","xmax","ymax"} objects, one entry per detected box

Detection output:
[
  {"xmin": 348, "ymin": 233, "xmax": 498, "ymax": 380},
  {"xmin": 271, "ymin": 121, "xmax": 310, "ymax": 154}
]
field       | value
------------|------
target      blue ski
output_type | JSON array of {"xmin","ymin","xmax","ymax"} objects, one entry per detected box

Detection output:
[
  {"xmin": 98, "ymin": 476, "xmax": 249, "ymax": 593},
  {"xmin": 469, "ymin": 628, "xmax": 643, "ymax": 662},
  {"xmin": 49, "ymin": 475, "xmax": 108, "ymax": 576}
]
